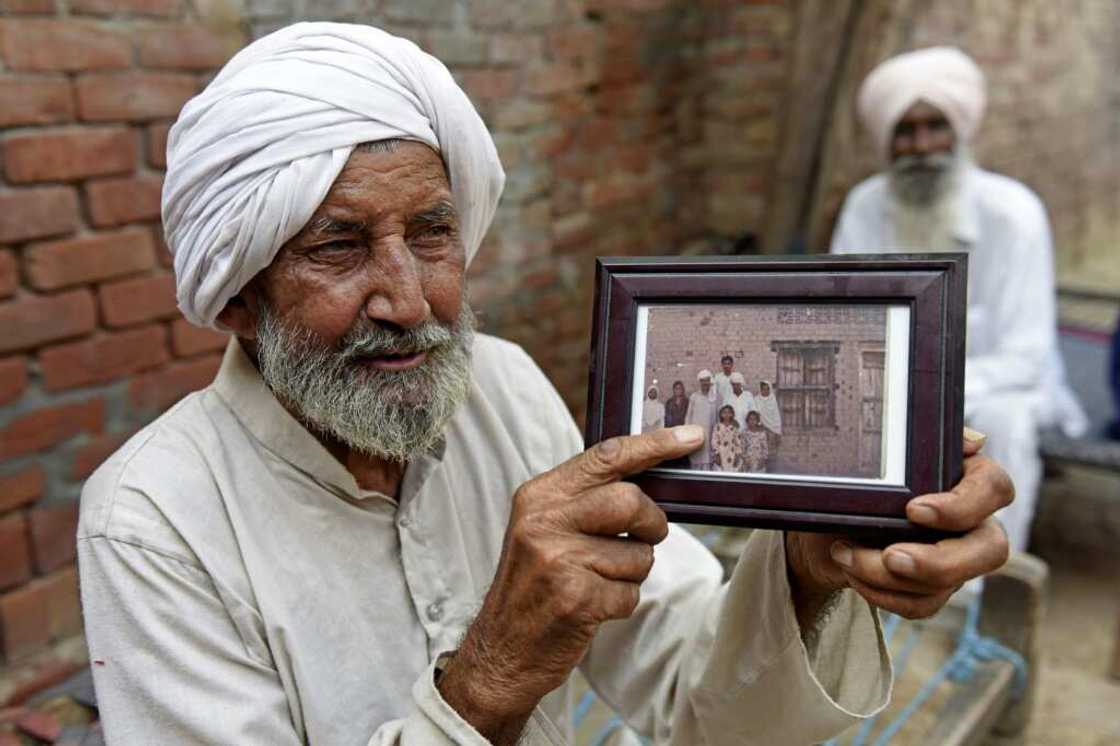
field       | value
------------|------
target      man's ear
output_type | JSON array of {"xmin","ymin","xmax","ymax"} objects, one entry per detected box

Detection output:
[{"xmin": 216, "ymin": 291, "xmax": 261, "ymax": 340}]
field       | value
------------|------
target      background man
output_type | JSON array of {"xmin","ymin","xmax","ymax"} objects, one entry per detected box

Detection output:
[
  {"xmin": 831, "ymin": 46, "xmax": 1083, "ymax": 552},
  {"xmin": 78, "ymin": 25, "xmax": 1013, "ymax": 745}
]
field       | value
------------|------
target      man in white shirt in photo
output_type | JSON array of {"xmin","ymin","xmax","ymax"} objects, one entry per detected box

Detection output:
[
  {"xmin": 79, "ymin": 25, "xmax": 1013, "ymax": 746},
  {"xmin": 831, "ymin": 46, "xmax": 1084, "ymax": 553}
]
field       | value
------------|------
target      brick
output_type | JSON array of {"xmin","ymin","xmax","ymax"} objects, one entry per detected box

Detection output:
[
  {"xmin": 76, "ymin": 72, "xmax": 197, "ymax": 122},
  {"xmin": 0, "ymin": 0, "xmax": 56, "ymax": 12},
  {"xmin": 0, "ymin": 466, "xmax": 45, "ymax": 513},
  {"xmin": 40, "ymin": 325, "xmax": 168, "ymax": 391},
  {"xmin": 129, "ymin": 353, "xmax": 220, "ymax": 411},
  {"xmin": 27, "ymin": 503, "xmax": 79, "ymax": 574},
  {"xmin": 69, "ymin": 430, "xmax": 129, "ymax": 480},
  {"xmin": 455, "ymin": 69, "xmax": 518, "ymax": 101},
  {"xmin": 0, "ymin": 19, "xmax": 130, "ymax": 72},
  {"xmin": 98, "ymin": 273, "xmax": 177, "ymax": 327},
  {"xmin": 137, "ymin": 25, "xmax": 233, "ymax": 69},
  {"xmin": 0, "ymin": 358, "xmax": 27, "ymax": 408},
  {"xmin": 0, "ymin": 76, "xmax": 73, "ymax": 127},
  {"xmin": 85, "ymin": 175, "xmax": 163, "ymax": 227},
  {"xmin": 170, "ymin": 319, "xmax": 228, "ymax": 357},
  {"xmin": 39, "ymin": 565, "xmax": 80, "ymax": 640},
  {"xmin": 0, "ymin": 290, "xmax": 96, "ymax": 354},
  {"xmin": 147, "ymin": 121, "xmax": 170, "ymax": 168},
  {"xmin": 422, "ymin": 30, "xmax": 488, "ymax": 65},
  {"xmin": 0, "ymin": 398, "xmax": 104, "ymax": 461},
  {"xmin": 0, "ymin": 582, "xmax": 49, "ymax": 661},
  {"xmin": 0, "ymin": 515, "xmax": 31, "ymax": 593},
  {"xmin": 0, "ymin": 187, "xmax": 81, "ymax": 244},
  {"xmin": 1, "ymin": 128, "xmax": 136, "ymax": 184},
  {"xmin": 0, "ymin": 251, "xmax": 15, "ymax": 299},
  {"xmin": 384, "ymin": 0, "xmax": 458, "ymax": 25},
  {"xmin": 25, "ymin": 228, "xmax": 156, "ymax": 291},
  {"xmin": 70, "ymin": 0, "xmax": 181, "ymax": 15}
]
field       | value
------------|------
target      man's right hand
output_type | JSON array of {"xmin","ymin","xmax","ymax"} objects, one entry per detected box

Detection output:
[{"xmin": 437, "ymin": 425, "xmax": 704, "ymax": 744}]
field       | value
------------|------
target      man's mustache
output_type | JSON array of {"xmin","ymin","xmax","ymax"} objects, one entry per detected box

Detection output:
[
  {"xmin": 894, "ymin": 152, "xmax": 956, "ymax": 174},
  {"xmin": 339, "ymin": 320, "xmax": 456, "ymax": 360}
]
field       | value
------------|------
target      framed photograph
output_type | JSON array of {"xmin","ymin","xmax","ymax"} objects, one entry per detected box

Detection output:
[{"xmin": 584, "ymin": 254, "xmax": 968, "ymax": 540}]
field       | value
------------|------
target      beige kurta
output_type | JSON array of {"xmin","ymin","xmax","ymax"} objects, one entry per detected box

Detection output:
[{"xmin": 78, "ymin": 335, "xmax": 890, "ymax": 745}]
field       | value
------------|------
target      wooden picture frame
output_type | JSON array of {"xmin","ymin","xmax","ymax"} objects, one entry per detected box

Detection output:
[{"xmin": 584, "ymin": 254, "xmax": 968, "ymax": 540}]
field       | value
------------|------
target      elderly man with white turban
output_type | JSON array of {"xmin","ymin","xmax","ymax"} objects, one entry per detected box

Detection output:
[
  {"xmin": 831, "ymin": 46, "xmax": 1084, "ymax": 554},
  {"xmin": 78, "ymin": 25, "xmax": 1013, "ymax": 746}
]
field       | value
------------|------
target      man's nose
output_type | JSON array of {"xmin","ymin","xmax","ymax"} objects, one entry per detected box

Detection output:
[
  {"xmin": 912, "ymin": 125, "xmax": 933, "ymax": 154},
  {"xmin": 363, "ymin": 240, "xmax": 431, "ymax": 329}
]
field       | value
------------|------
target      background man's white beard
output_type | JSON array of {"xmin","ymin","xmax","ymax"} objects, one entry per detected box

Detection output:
[
  {"xmin": 888, "ymin": 151, "xmax": 964, "ymax": 253},
  {"xmin": 256, "ymin": 304, "xmax": 476, "ymax": 463}
]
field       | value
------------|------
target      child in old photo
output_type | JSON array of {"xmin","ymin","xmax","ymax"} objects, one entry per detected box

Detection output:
[
  {"xmin": 743, "ymin": 410, "xmax": 770, "ymax": 473},
  {"xmin": 711, "ymin": 405, "xmax": 744, "ymax": 472}
]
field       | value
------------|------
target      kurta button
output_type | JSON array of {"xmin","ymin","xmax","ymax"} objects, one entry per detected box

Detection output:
[
  {"xmin": 398, "ymin": 516, "xmax": 410, "ymax": 528},
  {"xmin": 426, "ymin": 601, "xmax": 444, "ymax": 622}
]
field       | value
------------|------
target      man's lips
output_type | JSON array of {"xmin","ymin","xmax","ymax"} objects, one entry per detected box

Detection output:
[{"xmin": 355, "ymin": 350, "xmax": 428, "ymax": 371}]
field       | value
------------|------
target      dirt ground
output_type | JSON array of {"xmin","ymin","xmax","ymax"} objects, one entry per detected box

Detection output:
[{"xmin": 1004, "ymin": 551, "xmax": 1120, "ymax": 746}]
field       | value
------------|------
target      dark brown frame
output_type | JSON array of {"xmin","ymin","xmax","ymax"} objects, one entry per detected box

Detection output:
[{"xmin": 584, "ymin": 254, "xmax": 968, "ymax": 540}]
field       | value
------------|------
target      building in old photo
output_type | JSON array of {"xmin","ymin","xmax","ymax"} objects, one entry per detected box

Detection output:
[{"xmin": 642, "ymin": 304, "xmax": 891, "ymax": 478}]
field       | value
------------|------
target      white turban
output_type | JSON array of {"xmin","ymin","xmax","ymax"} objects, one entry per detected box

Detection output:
[
  {"xmin": 857, "ymin": 46, "xmax": 986, "ymax": 162},
  {"xmin": 697, "ymin": 370, "xmax": 712, "ymax": 381},
  {"xmin": 162, "ymin": 22, "xmax": 505, "ymax": 328},
  {"xmin": 729, "ymin": 372, "xmax": 745, "ymax": 385}
]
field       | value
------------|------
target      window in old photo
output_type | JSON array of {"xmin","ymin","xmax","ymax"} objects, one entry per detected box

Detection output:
[{"xmin": 630, "ymin": 304, "xmax": 910, "ymax": 485}]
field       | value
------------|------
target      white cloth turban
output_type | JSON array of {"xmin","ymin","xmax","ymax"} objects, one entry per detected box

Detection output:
[
  {"xmin": 162, "ymin": 22, "xmax": 505, "ymax": 328},
  {"xmin": 857, "ymin": 46, "xmax": 987, "ymax": 162},
  {"xmin": 729, "ymin": 372, "xmax": 745, "ymax": 385},
  {"xmin": 697, "ymin": 370, "xmax": 712, "ymax": 381}
]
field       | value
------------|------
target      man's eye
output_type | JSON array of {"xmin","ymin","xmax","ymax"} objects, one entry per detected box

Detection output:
[
  {"xmin": 312, "ymin": 240, "xmax": 359, "ymax": 254},
  {"xmin": 415, "ymin": 224, "xmax": 454, "ymax": 240}
]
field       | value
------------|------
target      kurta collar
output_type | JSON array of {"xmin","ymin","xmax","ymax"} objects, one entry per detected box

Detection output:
[{"xmin": 210, "ymin": 338, "xmax": 444, "ymax": 502}]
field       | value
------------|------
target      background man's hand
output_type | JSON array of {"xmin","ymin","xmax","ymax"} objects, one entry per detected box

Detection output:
[
  {"xmin": 438, "ymin": 425, "xmax": 703, "ymax": 745},
  {"xmin": 786, "ymin": 429, "xmax": 1014, "ymax": 626}
]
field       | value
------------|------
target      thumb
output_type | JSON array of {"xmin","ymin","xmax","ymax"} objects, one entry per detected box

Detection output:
[{"xmin": 963, "ymin": 427, "xmax": 987, "ymax": 457}]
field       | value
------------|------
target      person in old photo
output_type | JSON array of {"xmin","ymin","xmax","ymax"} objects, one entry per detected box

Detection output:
[
  {"xmin": 77, "ymin": 22, "xmax": 1014, "ymax": 746},
  {"xmin": 684, "ymin": 369, "xmax": 718, "ymax": 470},
  {"xmin": 725, "ymin": 371, "xmax": 755, "ymax": 429},
  {"xmin": 642, "ymin": 385, "xmax": 665, "ymax": 433}
]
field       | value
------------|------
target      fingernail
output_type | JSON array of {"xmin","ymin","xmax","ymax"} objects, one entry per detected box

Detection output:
[
  {"xmin": 885, "ymin": 550, "xmax": 917, "ymax": 576},
  {"xmin": 673, "ymin": 425, "xmax": 703, "ymax": 444},
  {"xmin": 964, "ymin": 427, "xmax": 987, "ymax": 446},
  {"xmin": 830, "ymin": 541, "xmax": 853, "ymax": 568},
  {"xmin": 598, "ymin": 438, "xmax": 621, "ymax": 458},
  {"xmin": 909, "ymin": 501, "xmax": 938, "ymax": 524}
]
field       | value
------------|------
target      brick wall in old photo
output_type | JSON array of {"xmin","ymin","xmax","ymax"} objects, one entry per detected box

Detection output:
[
  {"xmin": 0, "ymin": 0, "xmax": 243, "ymax": 698},
  {"xmin": 641, "ymin": 305, "xmax": 888, "ymax": 476}
]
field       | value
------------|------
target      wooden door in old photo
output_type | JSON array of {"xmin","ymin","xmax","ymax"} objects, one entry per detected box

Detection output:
[{"xmin": 859, "ymin": 349, "xmax": 885, "ymax": 475}]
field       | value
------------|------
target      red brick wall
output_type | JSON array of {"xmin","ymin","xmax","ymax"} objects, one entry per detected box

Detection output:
[{"xmin": 0, "ymin": 0, "xmax": 241, "ymax": 696}]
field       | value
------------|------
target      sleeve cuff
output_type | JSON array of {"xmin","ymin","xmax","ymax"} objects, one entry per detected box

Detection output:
[{"xmin": 688, "ymin": 530, "xmax": 892, "ymax": 744}]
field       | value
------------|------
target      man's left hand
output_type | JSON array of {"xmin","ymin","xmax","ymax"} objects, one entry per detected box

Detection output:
[{"xmin": 785, "ymin": 430, "xmax": 1013, "ymax": 622}]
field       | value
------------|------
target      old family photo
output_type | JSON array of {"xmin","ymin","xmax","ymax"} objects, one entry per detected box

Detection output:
[{"xmin": 633, "ymin": 304, "xmax": 911, "ymax": 483}]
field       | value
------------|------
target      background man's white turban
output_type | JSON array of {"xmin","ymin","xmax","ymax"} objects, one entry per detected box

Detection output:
[
  {"xmin": 857, "ymin": 46, "xmax": 987, "ymax": 162},
  {"xmin": 697, "ymin": 370, "xmax": 712, "ymax": 381},
  {"xmin": 162, "ymin": 22, "xmax": 505, "ymax": 328},
  {"xmin": 729, "ymin": 372, "xmax": 745, "ymax": 385}
]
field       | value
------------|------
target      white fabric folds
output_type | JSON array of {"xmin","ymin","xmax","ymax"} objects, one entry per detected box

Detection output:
[
  {"xmin": 162, "ymin": 22, "xmax": 505, "ymax": 328},
  {"xmin": 857, "ymin": 46, "xmax": 987, "ymax": 162}
]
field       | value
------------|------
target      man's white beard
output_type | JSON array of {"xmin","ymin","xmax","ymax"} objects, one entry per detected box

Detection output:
[
  {"xmin": 888, "ymin": 150, "xmax": 965, "ymax": 253},
  {"xmin": 256, "ymin": 302, "xmax": 476, "ymax": 463}
]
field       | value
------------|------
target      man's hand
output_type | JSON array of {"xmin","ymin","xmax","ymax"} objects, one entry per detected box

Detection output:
[
  {"xmin": 437, "ymin": 425, "xmax": 704, "ymax": 745},
  {"xmin": 786, "ymin": 429, "xmax": 1013, "ymax": 625}
]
